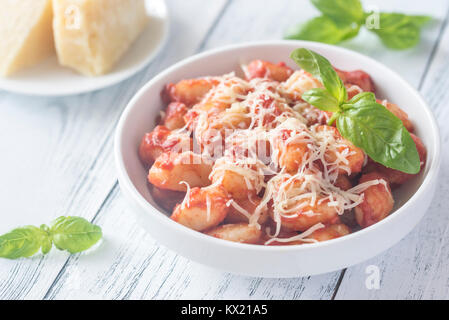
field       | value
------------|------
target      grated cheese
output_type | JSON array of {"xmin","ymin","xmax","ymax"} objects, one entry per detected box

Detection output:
[
  {"xmin": 179, "ymin": 181, "xmax": 191, "ymax": 210},
  {"xmin": 158, "ymin": 65, "xmax": 386, "ymax": 245},
  {"xmin": 264, "ymin": 223, "xmax": 325, "ymax": 245}
]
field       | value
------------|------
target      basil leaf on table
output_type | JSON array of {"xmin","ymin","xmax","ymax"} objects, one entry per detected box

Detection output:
[
  {"xmin": 285, "ymin": 1, "xmax": 431, "ymax": 50},
  {"xmin": 290, "ymin": 48, "xmax": 347, "ymax": 104},
  {"xmin": 369, "ymin": 13, "xmax": 428, "ymax": 49},
  {"xmin": 311, "ymin": 0, "xmax": 364, "ymax": 24},
  {"xmin": 302, "ymin": 88, "xmax": 340, "ymax": 112},
  {"xmin": 50, "ymin": 216, "xmax": 102, "ymax": 254},
  {"xmin": 40, "ymin": 224, "xmax": 52, "ymax": 255},
  {"xmin": 378, "ymin": 28, "xmax": 420, "ymax": 50},
  {"xmin": 406, "ymin": 15, "xmax": 432, "ymax": 27},
  {"xmin": 374, "ymin": 13, "xmax": 432, "ymax": 29},
  {"xmin": 375, "ymin": 24, "xmax": 420, "ymax": 50},
  {"xmin": 0, "ymin": 226, "xmax": 46, "ymax": 259},
  {"xmin": 285, "ymin": 16, "xmax": 360, "ymax": 44},
  {"xmin": 337, "ymin": 99, "xmax": 420, "ymax": 174},
  {"xmin": 0, "ymin": 216, "xmax": 102, "ymax": 259}
]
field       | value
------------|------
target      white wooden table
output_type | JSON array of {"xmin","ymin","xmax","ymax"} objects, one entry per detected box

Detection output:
[{"xmin": 1, "ymin": 0, "xmax": 448, "ymax": 300}]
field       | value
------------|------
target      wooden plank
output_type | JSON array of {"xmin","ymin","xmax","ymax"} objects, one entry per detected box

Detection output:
[
  {"xmin": 45, "ymin": 0, "xmax": 343, "ymax": 300},
  {"xmin": 17, "ymin": 0, "xmax": 448, "ymax": 300},
  {"xmin": 203, "ymin": 0, "xmax": 447, "ymax": 87},
  {"xmin": 0, "ymin": 0, "xmax": 229, "ymax": 300},
  {"xmin": 335, "ymin": 14, "xmax": 449, "ymax": 300},
  {"xmin": 45, "ymin": 188, "xmax": 341, "ymax": 300}
]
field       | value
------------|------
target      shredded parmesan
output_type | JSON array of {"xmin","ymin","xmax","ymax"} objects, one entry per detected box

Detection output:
[
  {"xmin": 179, "ymin": 181, "xmax": 191, "ymax": 210},
  {"xmin": 265, "ymin": 223, "xmax": 325, "ymax": 245},
  {"xmin": 157, "ymin": 66, "xmax": 385, "ymax": 246},
  {"xmin": 230, "ymin": 201, "xmax": 253, "ymax": 221}
]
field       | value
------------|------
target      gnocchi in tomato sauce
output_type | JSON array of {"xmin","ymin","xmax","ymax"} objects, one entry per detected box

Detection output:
[{"xmin": 138, "ymin": 59, "xmax": 426, "ymax": 245}]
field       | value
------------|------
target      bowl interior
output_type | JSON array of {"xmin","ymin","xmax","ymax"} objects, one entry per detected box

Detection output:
[{"xmin": 118, "ymin": 41, "xmax": 437, "ymax": 228}]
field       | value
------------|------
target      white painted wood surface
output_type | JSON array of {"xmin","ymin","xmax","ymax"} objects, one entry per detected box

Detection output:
[{"xmin": 0, "ymin": 0, "xmax": 448, "ymax": 300}]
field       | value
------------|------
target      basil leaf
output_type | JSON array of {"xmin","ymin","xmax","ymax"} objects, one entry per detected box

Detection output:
[
  {"xmin": 375, "ymin": 13, "xmax": 431, "ymax": 28},
  {"xmin": 377, "ymin": 25, "xmax": 420, "ymax": 50},
  {"xmin": 311, "ymin": 0, "xmax": 364, "ymax": 24},
  {"xmin": 337, "ymin": 100, "xmax": 420, "ymax": 174},
  {"xmin": 408, "ymin": 15, "xmax": 432, "ymax": 27},
  {"xmin": 0, "ymin": 226, "xmax": 47, "ymax": 259},
  {"xmin": 347, "ymin": 91, "xmax": 376, "ymax": 104},
  {"xmin": 302, "ymin": 88, "xmax": 340, "ymax": 112},
  {"xmin": 285, "ymin": 16, "xmax": 360, "ymax": 44},
  {"xmin": 40, "ymin": 225, "xmax": 52, "ymax": 255},
  {"xmin": 50, "ymin": 217, "xmax": 102, "ymax": 254},
  {"xmin": 290, "ymin": 48, "xmax": 347, "ymax": 104},
  {"xmin": 0, "ymin": 217, "xmax": 103, "ymax": 259},
  {"xmin": 41, "ymin": 237, "xmax": 52, "ymax": 255},
  {"xmin": 370, "ymin": 13, "xmax": 423, "ymax": 49}
]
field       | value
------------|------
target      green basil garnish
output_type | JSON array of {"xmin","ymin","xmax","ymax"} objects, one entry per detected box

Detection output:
[
  {"xmin": 0, "ymin": 226, "xmax": 46, "ymax": 259},
  {"xmin": 290, "ymin": 48, "xmax": 347, "ymax": 104},
  {"xmin": 285, "ymin": 16, "xmax": 360, "ymax": 45},
  {"xmin": 290, "ymin": 48, "xmax": 421, "ymax": 174},
  {"xmin": 337, "ymin": 99, "xmax": 420, "ymax": 174},
  {"xmin": 285, "ymin": 0, "xmax": 431, "ymax": 50},
  {"xmin": 302, "ymin": 88, "xmax": 340, "ymax": 112},
  {"xmin": 370, "ymin": 13, "xmax": 429, "ymax": 50},
  {"xmin": 311, "ymin": 0, "xmax": 364, "ymax": 25},
  {"xmin": 50, "ymin": 216, "xmax": 103, "ymax": 254},
  {"xmin": 0, "ymin": 216, "xmax": 102, "ymax": 259}
]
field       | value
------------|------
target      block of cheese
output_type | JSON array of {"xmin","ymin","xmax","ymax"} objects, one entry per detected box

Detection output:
[
  {"xmin": 0, "ymin": 0, "xmax": 55, "ymax": 76},
  {"xmin": 52, "ymin": 0, "xmax": 149, "ymax": 76}
]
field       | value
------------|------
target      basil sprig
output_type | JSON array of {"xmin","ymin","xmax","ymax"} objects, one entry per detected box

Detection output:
[
  {"xmin": 370, "ymin": 13, "xmax": 431, "ymax": 50},
  {"xmin": 310, "ymin": 0, "xmax": 364, "ymax": 25},
  {"xmin": 285, "ymin": 16, "xmax": 360, "ymax": 45},
  {"xmin": 291, "ymin": 48, "xmax": 347, "ymax": 104},
  {"xmin": 285, "ymin": 0, "xmax": 431, "ymax": 50},
  {"xmin": 290, "ymin": 48, "xmax": 420, "ymax": 174},
  {"xmin": 0, "ymin": 216, "xmax": 102, "ymax": 259}
]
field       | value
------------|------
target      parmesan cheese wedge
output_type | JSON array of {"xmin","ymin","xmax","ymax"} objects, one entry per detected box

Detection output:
[
  {"xmin": 52, "ymin": 0, "xmax": 149, "ymax": 76},
  {"xmin": 0, "ymin": 0, "xmax": 55, "ymax": 76}
]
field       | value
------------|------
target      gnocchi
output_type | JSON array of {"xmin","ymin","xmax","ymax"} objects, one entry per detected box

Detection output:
[
  {"xmin": 139, "ymin": 58, "xmax": 426, "ymax": 246},
  {"xmin": 171, "ymin": 185, "xmax": 230, "ymax": 231}
]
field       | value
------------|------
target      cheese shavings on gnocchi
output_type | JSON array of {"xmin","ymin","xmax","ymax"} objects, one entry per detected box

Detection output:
[{"xmin": 139, "ymin": 59, "xmax": 426, "ymax": 246}]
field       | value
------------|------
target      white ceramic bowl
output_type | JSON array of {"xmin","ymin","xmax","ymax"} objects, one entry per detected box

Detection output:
[{"xmin": 114, "ymin": 41, "xmax": 440, "ymax": 277}]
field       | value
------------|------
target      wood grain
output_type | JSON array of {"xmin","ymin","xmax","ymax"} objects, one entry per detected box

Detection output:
[
  {"xmin": 0, "ymin": 0, "xmax": 229, "ymax": 300},
  {"xmin": 44, "ymin": 189, "xmax": 341, "ymax": 300},
  {"xmin": 44, "ymin": 0, "xmax": 345, "ymax": 300},
  {"xmin": 1, "ymin": 0, "xmax": 449, "ymax": 300},
  {"xmin": 203, "ymin": 0, "xmax": 448, "ymax": 87},
  {"xmin": 335, "ymin": 14, "xmax": 449, "ymax": 299},
  {"xmin": 44, "ymin": 0, "xmax": 448, "ymax": 300}
]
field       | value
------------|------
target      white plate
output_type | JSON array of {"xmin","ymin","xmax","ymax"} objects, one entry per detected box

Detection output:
[{"xmin": 0, "ymin": 0, "xmax": 169, "ymax": 97}]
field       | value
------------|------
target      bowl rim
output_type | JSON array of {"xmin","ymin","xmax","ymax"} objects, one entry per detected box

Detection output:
[{"xmin": 114, "ymin": 40, "xmax": 441, "ymax": 253}]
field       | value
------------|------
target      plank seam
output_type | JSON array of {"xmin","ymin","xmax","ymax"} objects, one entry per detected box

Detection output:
[
  {"xmin": 331, "ymin": 8, "xmax": 449, "ymax": 300},
  {"xmin": 331, "ymin": 269, "xmax": 346, "ymax": 300},
  {"xmin": 121, "ymin": 247, "xmax": 161, "ymax": 300},
  {"xmin": 42, "ymin": 257, "xmax": 73, "ymax": 300},
  {"xmin": 39, "ymin": 0, "xmax": 234, "ymax": 299},
  {"xmin": 42, "ymin": 182, "xmax": 119, "ymax": 300},
  {"xmin": 418, "ymin": 6, "xmax": 449, "ymax": 90},
  {"xmin": 91, "ymin": 182, "xmax": 119, "ymax": 224},
  {"xmin": 196, "ymin": 0, "xmax": 233, "ymax": 53}
]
